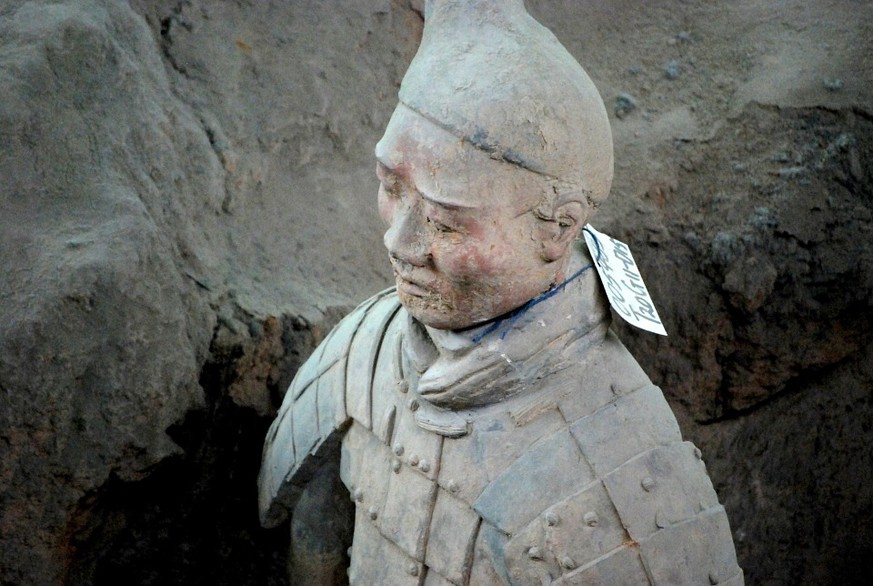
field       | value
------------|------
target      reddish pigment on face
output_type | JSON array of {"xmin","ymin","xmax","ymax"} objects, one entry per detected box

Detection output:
[{"xmin": 375, "ymin": 106, "xmax": 571, "ymax": 330}]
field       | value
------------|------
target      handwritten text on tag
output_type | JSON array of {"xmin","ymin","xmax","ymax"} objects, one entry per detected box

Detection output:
[{"xmin": 583, "ymin": 225, "xmax": 667, "ymax": 336}]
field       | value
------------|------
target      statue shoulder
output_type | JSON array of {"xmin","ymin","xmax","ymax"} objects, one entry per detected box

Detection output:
[
  {"xmin": 469, "ymin": 349, "xmax": 743, "ymax": 584},
  {"xmin": 257, "ymin": 288, "xmax": 402, "ymax": 527}
]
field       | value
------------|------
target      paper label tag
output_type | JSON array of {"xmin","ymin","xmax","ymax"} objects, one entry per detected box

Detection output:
[{"xmin": 583, "ymin": 224, "xmax": 667, "ymax": 336}]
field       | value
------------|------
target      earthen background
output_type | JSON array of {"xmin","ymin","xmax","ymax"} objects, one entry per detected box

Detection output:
[{"xmin": 1, "ymin": 0, "xmax": 871, "ymax": 584}]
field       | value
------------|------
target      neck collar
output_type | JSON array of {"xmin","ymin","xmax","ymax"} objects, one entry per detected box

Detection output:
[{"xmin": 404, "ymin": 248, "xmax": 610, "ymax": 412}]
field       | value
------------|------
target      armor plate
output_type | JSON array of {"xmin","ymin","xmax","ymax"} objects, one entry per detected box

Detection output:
[{"xmin": 260, "ymin": 290, "xmax": 744, "ymax": 584}]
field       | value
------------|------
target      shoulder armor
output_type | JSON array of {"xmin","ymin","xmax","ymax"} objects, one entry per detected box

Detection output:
[
  {"xmin": 258, "ymin": 288, "xmax": 402, "ymax": 527},
  {"xmin": 480, "ymin": 380, "xmax": 742, "ymax": 585}
]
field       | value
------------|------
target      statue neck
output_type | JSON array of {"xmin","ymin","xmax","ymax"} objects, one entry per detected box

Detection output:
[{"xmin": 404, "ymin": 247, "xmax": 611, "ymax": 411}]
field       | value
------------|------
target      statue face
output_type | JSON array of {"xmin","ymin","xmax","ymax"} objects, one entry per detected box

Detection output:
[{"xmin": 375, "ymin": 105, "xmax": 566, "ymax": 330}]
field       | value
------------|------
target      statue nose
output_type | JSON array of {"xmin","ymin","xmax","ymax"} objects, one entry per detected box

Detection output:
[{"xmin": 383, "ymin": 202, "xmax": 431, "ymax": 267}]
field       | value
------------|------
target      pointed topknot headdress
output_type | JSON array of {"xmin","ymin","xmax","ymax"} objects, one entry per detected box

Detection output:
[{"xmin": 398, "ymin": 0, "xmax": 614, "ymax": 205}]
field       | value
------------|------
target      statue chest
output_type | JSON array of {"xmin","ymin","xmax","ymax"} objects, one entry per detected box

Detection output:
[
  {"xmin": 335, "ymin": 311, "xmax": 739, "ymax": 585},
  {"xmin": 338, "ymin": 370, "xmax": 623, "ymax": 586},
  {"xmin": 262, "ymin": 290, "xmax": 742, "ymax": 584}
]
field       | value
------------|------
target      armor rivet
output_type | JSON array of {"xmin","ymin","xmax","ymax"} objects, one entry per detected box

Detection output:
[
  {"xmin": 409, "ymin": 454, "xmax": 420, "ymax": 467},
  {"xmin": 393, "ymin": 444, "xmax": 404, "ymax": 456},
  {"xmin": 527, "ymin": 546, "xmax": 542, "ymax": 560},
  {"xmin": 368, "ymin": 506, "xmax": 378, "ymax": 520},
  {"xmin": 419, "ymin": 460, "xmax": 431, "ymax": 473},
  {"xmin": 545, "ymin": 511, "xmax": 560, "ymax": 526},
  {"xmin": 447, "ymin": 479, "xmax": 460, "ymax": 493},
  {"xmin": 709, "ymin": 570, "xmax": 720, "ymax": 585},
  {"xmin": 392, "ymin": 459, "xmax": 401, "ymax": 473},
  {"xmin": 408, "ymin": 398, "xmax": 420, "ymax": 411},
  {"xmin": 353, "ymin": 488, "xmax": 364, "ymax": 502},
  {"xmin": 559, "ymin": 555, "xmax": 576, "ymax": 570},
  {"xmin": 694, "ymin": 446, "xmax": 703, "ymax": 460},
  {"xmin": 641, "ymin": 477, "xmax": 656, "ymax": 492},
  {"xmin": 398, "ymin": 380, "xmax": 409, "ymax": 394},
  {"xmin": 407, "ymin": 563, "xmax": 419, "ymax": 577},
  {"xmin": 583, "ymin": 511, "xmax": 599, "ymax": 527}
]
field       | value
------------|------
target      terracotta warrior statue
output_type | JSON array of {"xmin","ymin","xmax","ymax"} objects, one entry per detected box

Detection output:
[{"xmin": 259, "ymin": 1, "xmax": 743, "ymax": 584}]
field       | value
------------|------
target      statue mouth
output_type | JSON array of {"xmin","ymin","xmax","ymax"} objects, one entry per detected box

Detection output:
[{"xmin": 395, "ymin": 273, "xmax": 432, "ymax": 297}]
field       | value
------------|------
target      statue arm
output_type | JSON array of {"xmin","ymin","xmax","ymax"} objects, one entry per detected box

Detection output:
[{"xmin": 257, "ymin": 288, "xmax": 398, "ymax": 528}]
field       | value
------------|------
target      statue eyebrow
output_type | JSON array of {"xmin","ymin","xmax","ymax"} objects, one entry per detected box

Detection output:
[
  {"xmin": 375, "ymin": 159, "xmax": 476, "ymax": 210},
  {"xmin": 419, "ymin": 189, "xmax": 474, "ymax": 211}
]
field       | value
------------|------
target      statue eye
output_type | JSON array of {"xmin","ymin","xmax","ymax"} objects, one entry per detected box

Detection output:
[
  {"xmin": 427, "ymin": 216, "xmax": 455, "ymax": 233},
  {"xmin": 379, "ymin": 180, "xmax": 400, "ymax": 199}
]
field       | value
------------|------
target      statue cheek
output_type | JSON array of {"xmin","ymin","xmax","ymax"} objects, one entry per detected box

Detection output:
[
  {"xmin": 455, "ymin": 246, "xmax": 500, "ymax": 276},
  {"xmin": 433, "ymin": 231, "xmax": 507, "ymax": 277}
]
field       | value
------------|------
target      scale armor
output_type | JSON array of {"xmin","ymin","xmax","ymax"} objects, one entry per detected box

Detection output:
[{"xmin": 259, "ymin": 289, "xmax": 743, "ymax": 585}]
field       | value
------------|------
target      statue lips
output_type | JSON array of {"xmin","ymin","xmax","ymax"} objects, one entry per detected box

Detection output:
[{"xmin": 395, "ymin": 273, "xmax": 432, "ymax": 298}]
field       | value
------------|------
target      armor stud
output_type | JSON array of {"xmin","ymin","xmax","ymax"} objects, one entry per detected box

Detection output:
[
  {"xmin": 569, "ymin": 384, "xmax": 682, "ymax": 479},
  {"xmin": 408, "ymin": 398, "xmax": 420, "ymax": 411},
  {"xmin": 398, "ymin": 380, "xmax": 409, "ymax": 394},
  {"xmin": 559, "ymin": 555, "xmax": 576, "ymax": 570},
  {"xmin": 353, "ymin": 488, "xmax": 364, "ymax": 502},
  {"xmin": 447, "ymin": 479, "xmax": 460, "ymax": 494},
  {"xmin": 419, "ymin": 460, "xmax": 431, "ymax": 473},
  {"xmin": 474, "ymin": 429, "xmax": 594, "ymax": 534},
  {"xmin": 638, "ymin": 505, "xmax": 741, "ymax": 584},
  {"xmin": 409, "ymin": 454, "xmax": 420, "ymax": 467},
  {"xmin": 528, "ymin": 546, "xmax": 543, "ymax": 560},
  {"xmin": 368, "ymin": 506, "xmax": 378, "ymax": 520},
  {"xmin": 583, "ymin": 511, "xmax": 599, "ymax": 527},
  {"xmin": 605, "ymin": 443, "xmax": 722, "ymax": 542},
  {"xmin": 655, "ymin": 510, "xmax": 669, "ymax": 529},
  {"xmin": 709, "ymin": 570, "xmax": 720, "ymax": 584},
  {"xmin": 407, "ymin": 563, "xmax": 419, "ymax": 577},
  {"xmin": 545, "ymin": 511, "xmax": 560, "ymax": 526},
  {"xmin": 392, "ymin": 459, "xmax": 402, "ymax": 473},
  {"xmin": 394, "ymin": 444, "xmax": 405, "ymax": 456}
]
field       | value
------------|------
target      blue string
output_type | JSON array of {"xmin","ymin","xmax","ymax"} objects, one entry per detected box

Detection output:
[
  {"xmin": 469, "ymin": 227, "xmax": 604, "ymax": 343},
  {"xmin": 583, "ymin": 225, "xmax": 604, "ymax": 264}
]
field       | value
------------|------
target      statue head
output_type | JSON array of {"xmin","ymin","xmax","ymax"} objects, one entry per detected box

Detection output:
[{"xmin": 376, "ymin": 0, "xmax": 613, "ymax": 330}]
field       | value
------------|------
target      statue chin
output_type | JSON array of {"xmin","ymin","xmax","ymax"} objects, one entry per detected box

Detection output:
[
  {"xmin": 396, "ymin": 277, "xmax": 542, "ymax": 332},
  {"xmin": 395, "ymin": 287, "xmax": 475, "ymax": 331}
]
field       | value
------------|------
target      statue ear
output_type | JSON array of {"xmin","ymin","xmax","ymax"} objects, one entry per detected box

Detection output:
[{"xmin": 540, "ymin": 201, "xmax": 585, "ymax": 262}]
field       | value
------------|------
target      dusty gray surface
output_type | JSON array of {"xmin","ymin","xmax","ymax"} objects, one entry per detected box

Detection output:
[{"xmin": 0, "ymin": 0, "xmax": 871, "ymax": 584}]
